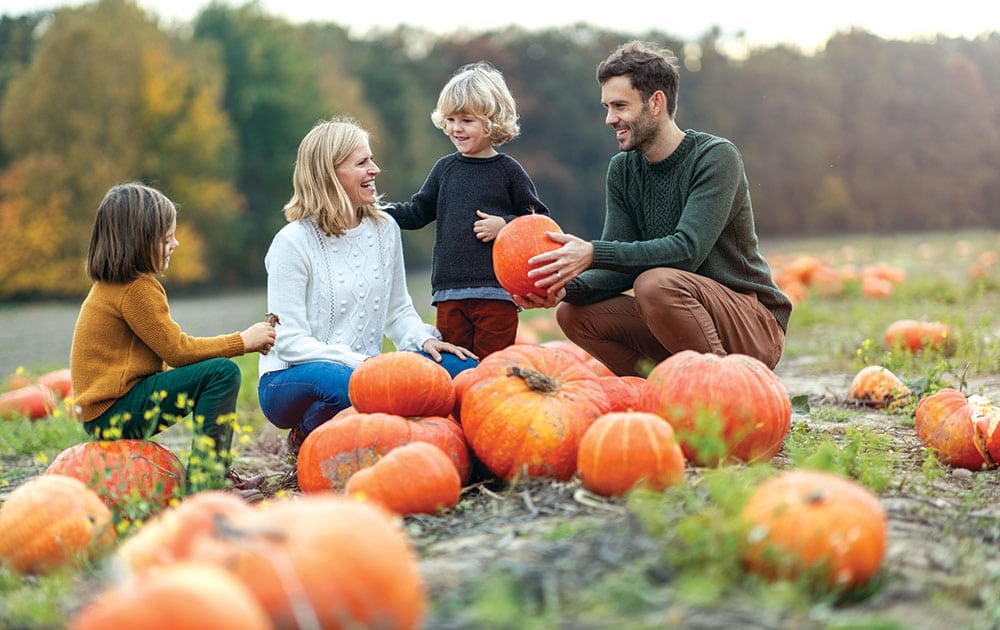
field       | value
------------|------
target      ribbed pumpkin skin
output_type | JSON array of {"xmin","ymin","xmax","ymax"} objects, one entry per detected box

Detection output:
[
  {"xmin": 68, "ymin": 562, "xmax": 271, "ymax": 630},
  {"xmin": 597, "ymin": 375, "xmax": 646, "ymax": 412},
  {"xmin": 346, "ymin": 442, "xmax": 461, "ymax": 515},
  {"xmin": 915, "ymin": 388, "xmax": 1000, "ymax": 469},
  {"xmin": 188, "ymin": 495, "xmax": 427, "ymax": 630},
  {"xmin": 741, "ymin": 470, "xmax": 887, "ymax": 590},
  {"xmin": 45, "ymin": 439, "xmax": 187, "ymax": 515},
  {"xmin": 459, "ymin": 345, "xmax": 610, "ymax": 481},
  {"xmin": 297, "ymin": 412, "xmax": 470, "ymax": 492},
  {"xmin": 0, "ymin": 384, "xmax": 57, "ymax": 420},
  {"xmin": 639, "ymin": 351, "xmax": 791, "ymax": 466},
  {"xmin": 577, "ymin": 411, "xmax": 686, "ymax": 497},
  {"xmin": 349, "ymin": 351, "xmax": 456, "ymax": 418},
  {"xmin": 848, "ymin": 365, "xmax": 910, "ymax": 408},
  {"xmin": 492, "ymin": 214, "xmax": 563, "ymax": 296},
  {"xmin": 0, "ymin": 474, "xmax": 115, "ymax": 574}
]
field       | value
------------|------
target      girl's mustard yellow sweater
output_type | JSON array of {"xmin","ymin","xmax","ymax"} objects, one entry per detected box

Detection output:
[{"xmin": 69, "ymin": 274, "xmax": 244, "ymax": 422}]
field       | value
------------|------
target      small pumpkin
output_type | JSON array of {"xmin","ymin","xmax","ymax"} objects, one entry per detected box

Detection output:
[
  {"xmin": 597, "ymin": 375, "xmax": 646, "ymax": 412},
  {"xmin": 45, "ymin": 439, "xmax": 187, "ymax": 516},
  {"xmin": 188, "ymin": 495, "xmax": 427, "ymax": 630},
  {"xmin": 297, "ymin": 412, "xmax": 470, "ymax": 492},
  {"xmin": 492, "ymin": 213, "xmax": 563, "ymax": 296},
  {"xmin": 459, "ymin": 344, "xmax": 610, "ymax": 481},
  {"xmin": 577, "ymin": 411, "xmax": 686, "ymax": 497},
  {"xmin": 0, "ymin": 474, "xmax": 116, "ymax": 575},
  {"xmin": 349, "ymin": 351, "xmax": 456, "ymax": 418},
  {"xmin": 37, "ymin": 368, "xmax": 73, "ymax": 399},
  {"xmin": 848, "ymin": 365, "xmax": 910, "ymax": 408},
  {"xmin": 741, "ymin": 470, "xmax": 887, "ymax": 590},
  {"xmin": 639, "ymin": 351, "xmax": 791, "ymax": 466},
  {"xmin": 68, "ymin": 561, "xmax": 271, "ymax": 630},
  {"xmin": 915, "ymin": 388, "xmax": 1000, "ymax": 469},
  {"xmin": 346, "ymin": 442, "xmax": 462, "ymax": 515},
  {"xmin": 885, "ymin": 319, "xmax": 955, "ymax": 355},
  {"xmin": 0, "ymin": 384, "xmax": 57, "ymax": 420},
  {"xmin": 540, "ymin": 339, "xmax": 615, "ymax": 376}
]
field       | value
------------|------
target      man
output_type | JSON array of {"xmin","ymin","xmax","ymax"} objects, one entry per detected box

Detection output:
[{"xmin": 513, "ymin": 40, "xmax": 791, "ymax": 376}]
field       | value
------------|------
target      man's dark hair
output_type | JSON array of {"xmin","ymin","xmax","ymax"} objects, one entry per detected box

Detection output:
[{"xmin": 597, "ymin": 41, "xmax": 681, "ymax": 118}]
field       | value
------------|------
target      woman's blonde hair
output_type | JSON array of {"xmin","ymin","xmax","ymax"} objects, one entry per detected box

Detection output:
[
  {"xmin": 284, "ymin": 116, "xmax": 383, "ymax": 236},
  {"xmin": 86, "ymin": 183, "xmax": 177, "ymax": 282},
  {"xmin": 431, "ymin": 62, "xmax": 520, "ymax": 146}
]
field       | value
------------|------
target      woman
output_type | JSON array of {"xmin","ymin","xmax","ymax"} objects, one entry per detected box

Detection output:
[{"xmin": 258, "ymin": 117, "xmax": 477, "ymax": 454}]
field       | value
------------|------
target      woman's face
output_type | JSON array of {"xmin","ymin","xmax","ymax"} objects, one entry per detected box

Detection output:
[{"xmin": 334, "ymin": 140, "xmax": 381, "ymax": 210}]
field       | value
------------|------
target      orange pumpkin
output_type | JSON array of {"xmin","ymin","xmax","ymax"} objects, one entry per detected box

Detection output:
[
  {"xmin": 915, "ymin": 388, "xmax": 1000, "ymax": 469},
  {"xmin": 45, "ymin": 439, "xmax": 187, "ymax": 516},
  {"xmin": 741, "ymin": 470, "xmax": 887, "ymax": 590},
  {"xmin": 0, "ymin": 474, "xmax": 116, "ymax": 575},
  {"xmin": 639, "ymin": 351, "xmax": 791, "ymax": 466},
  {"xmin": 37, "ymin": 368, "xmax": 73, "ymax": 399},
  {"xmin": 68, "ymin": 562, "xmax": 271, "ymax": 630},
  {"xmin": 297, "ymin": 412, "xmax": 470, "ymax": 492},
  {"xmin": 540, "ymin": 339, "xmax": 615, "ymax": 376},
  {"xmin": 459, "ymin": 344, "xmax": 610, "ymax": 481},
  {"xmin": 885, "ymin": 319, "xmax": 955, "ymax": 355},
  {"xmin": 349, "ymin": 351, "xmax": 456, "ymax": 418},
  {"xmin": 346, "ymin": 442, "xmax": 461, "ymax": 515},
  {"xmin": 492, "ymin": 213, "xmax": 563, "ymax": 296},
  {"xmin": 114, "ymin": 490, "xmax": 252, "ymax": 575},
  {"xmin": 188, "ymin": 495, "xmax": 426, "ymax": 629},
  {"xmin": 0, "ymin": 383, "xmax": 57, "ymax": 420},
  {"xmin": 577, "ymin": 411, "xmax": 686, "ymax": 497},
  {"xmin": 848, "ymin": 365, "xmax": 910, "ymax": 408},
  {"xmin": 597, "ymin": 375, "xmax": 646, "ymax": 412}
]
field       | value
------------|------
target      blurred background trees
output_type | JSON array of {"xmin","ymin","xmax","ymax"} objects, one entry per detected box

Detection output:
[{"xmin": 1, "ymin": 0, "xmax": 999, "ymax": 299}]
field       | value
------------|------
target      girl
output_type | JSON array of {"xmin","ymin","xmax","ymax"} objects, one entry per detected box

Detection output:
[
  {"xmin": 385, "ymin": 61, "xmax": 550, "ymax": 358},
  {"xmin": 69, "ymin": 183, "xmax": 275, "ymax": 491},
  {"xmin": 258, "ymin": 117, "xmax": 477, "ymax": 455}
]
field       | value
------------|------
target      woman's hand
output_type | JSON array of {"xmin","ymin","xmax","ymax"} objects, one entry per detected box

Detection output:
[
  {"xmin": 241, "ymin": 321, "xmax": 277, "ymax": 354},
  {"xmin": 422, "ymin": 338, "xmax": 478, "ymax": 362}
]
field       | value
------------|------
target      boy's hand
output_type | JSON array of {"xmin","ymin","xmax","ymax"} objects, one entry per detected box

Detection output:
[{"xmin": 473, "ymin": 210, "xmax": 505, "ymax": 242}]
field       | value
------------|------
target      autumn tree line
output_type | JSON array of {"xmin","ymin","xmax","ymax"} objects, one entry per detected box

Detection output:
[{"xmin": 1, "ymin": 0, "xmax": 999, "ymax": 299}]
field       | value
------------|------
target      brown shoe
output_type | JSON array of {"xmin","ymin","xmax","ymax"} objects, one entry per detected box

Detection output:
[{"xmin": 287, "ymin": 424, "xmax": 307, "ymax": 456}]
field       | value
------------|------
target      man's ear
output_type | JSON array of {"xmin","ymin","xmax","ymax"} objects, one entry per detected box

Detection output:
[{"xmin": 648, "ymin": 90, "xmax": 667, "ymax": 116}]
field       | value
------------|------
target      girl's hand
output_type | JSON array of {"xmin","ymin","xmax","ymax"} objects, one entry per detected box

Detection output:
[
  {"xmin": 241, "ymin": 321, "xmax": 276, "ymax": 354},
  {"xmin": 422, "ymin": 338, "xmax": 478, "ymax": 362},
  {"xmin": 473, "ymin": 210, "xmax": 505, "ymax": 243}
]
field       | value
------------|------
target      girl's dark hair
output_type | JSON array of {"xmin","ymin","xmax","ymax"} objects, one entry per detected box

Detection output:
[
  {"xmin": 597, "ymin": 41, "xmax": 681, "ymax": 118},
  {"xmin": 86, "ymin": 183, "xmax": 177, "ymax": 283}
]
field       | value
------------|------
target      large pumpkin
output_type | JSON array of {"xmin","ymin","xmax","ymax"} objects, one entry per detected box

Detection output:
[
  {"xmin": 741, "ymin": 470, "xmax": 887, "ymax": 590},
  {"xmin": 114, "ymin": 490, "xmax": 253, "ymax": 575},
  {"xmin": 492, "ymin": 213, "xmax": 563, "ymax": 296},
  {"xmin": 639, "ymin": 351, "xmax": 791, "ymax": 466},
  {"xmin": 885, "ymin": 319, "xmax": 955, "ymax": 355},
  {"xmin": 346, "ymin": 441, "xmax": 462, "ymax": 515},
  {"xmin": 349, "ymin": 351, "xmax": 456, "ymax": 418},
  {"xmin": 0, "ymin": 474, "xmax": 116, "ymax": 575},
  {"xmin": 576, "ymin": 411, "xmax": 686, "ymax": 497},
  {"xmin": 297, "ymin": 412, "xmax": 470, "ymax": 491},
  {"xmin": 188, "ymin": 495, "xmax": 427, "ymax": 630},
  {"xmin": 45, "ymin": 439, "xmax": 187, "ymax": 516},
  {"xmin": 68, "ymin": 562, "xmax": 271, "ymax": 630},
  {"xmin": 459, "ymin": 344, "xmax": 610, "ymax": 481},
  {"xmin": 915, "ymin": 388, "xmax": 1000, "ymax": 469},
  {"xmin": 0, "ymin": 384, "xmax": 57, "ymax": 420}
]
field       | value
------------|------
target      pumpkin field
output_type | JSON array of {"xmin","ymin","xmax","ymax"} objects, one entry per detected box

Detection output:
[{"xmin": 2, "ymin": 229, "xmax": 1000, "ymax": 629}]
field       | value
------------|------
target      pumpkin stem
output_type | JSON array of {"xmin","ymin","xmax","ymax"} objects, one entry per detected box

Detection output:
[{"xmin": 507, "ymin": 366, "xmax": 560, "ymax": 394}]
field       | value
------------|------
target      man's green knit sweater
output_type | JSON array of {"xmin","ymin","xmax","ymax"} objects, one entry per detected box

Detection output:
[{"xmin": 563, "ymin": 130, "xmax": 792, "ymax": 331}]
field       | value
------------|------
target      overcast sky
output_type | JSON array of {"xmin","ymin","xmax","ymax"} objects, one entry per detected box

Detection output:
[{"xmin": 2, "ymin": 0, "xmax": 998, "ymax": 53}]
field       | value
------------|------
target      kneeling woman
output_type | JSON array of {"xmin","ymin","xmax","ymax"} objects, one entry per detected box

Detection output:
[{"xmin": 258, "ymin": 117, "xmax": 477, "ymax": 454}]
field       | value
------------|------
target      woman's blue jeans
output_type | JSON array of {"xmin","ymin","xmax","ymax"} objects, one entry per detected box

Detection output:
[{"xmin": 257, "ymin": 352, "xmax": 476, "ymax": 435}]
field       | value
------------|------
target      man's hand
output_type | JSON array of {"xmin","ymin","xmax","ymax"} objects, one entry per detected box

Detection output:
[{"xmin": 524, "ymin": 232, "xmax": 594, "ymax": 294}]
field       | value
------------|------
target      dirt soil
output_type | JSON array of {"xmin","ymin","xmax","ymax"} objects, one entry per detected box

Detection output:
[
  {"xmin": 5, "ymin": 356, "xmax": 1000, "ymax": 629},
  {"xmin": 225, "ymin": 356, "xmax": 1000, "ymax": 630}
]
